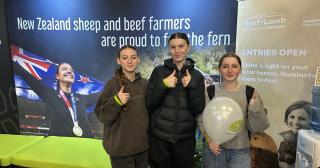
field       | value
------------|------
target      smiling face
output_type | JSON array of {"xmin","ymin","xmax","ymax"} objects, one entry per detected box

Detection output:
[
  {"xmin": 287, "ymin": 108, "xmax": 310, "ymax": 133},
  {"xmin": 168, "ymin": 38, "xmax": 190, "ymax": 65},
  {"xmin": 117, "ymin": 47, "xmax": 140, "ymax": 74},
  {"xmin": 219, "ymin": 57, "xmax": 241, "ymax": 83},
  {"xmin": 56, "ymin": 63, "xmax": 75, "ymax": 84}
]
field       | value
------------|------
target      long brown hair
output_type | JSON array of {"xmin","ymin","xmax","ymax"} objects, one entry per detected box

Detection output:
[{"xmin": 116, "ymin": 45, "xmax": 138, "ymax": 111}]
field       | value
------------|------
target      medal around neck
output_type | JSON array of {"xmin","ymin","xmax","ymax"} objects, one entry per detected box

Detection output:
[{"xmin": 73, "ymin": 123, "xmax": 83, "ymax": 137}]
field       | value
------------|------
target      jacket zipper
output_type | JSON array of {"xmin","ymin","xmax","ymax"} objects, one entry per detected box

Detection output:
[{"xmin": 173, "ymin": 69, "xmax": 181, "ymax": 143}]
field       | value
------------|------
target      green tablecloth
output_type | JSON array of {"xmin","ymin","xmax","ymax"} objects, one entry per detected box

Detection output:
[
  {"xmin": 0, "ymin": 134, "xmax": 44, "ymax": 166},
  {"xmin": 11, "ymin": 136, "xmax": 111, "ymax": 168}
]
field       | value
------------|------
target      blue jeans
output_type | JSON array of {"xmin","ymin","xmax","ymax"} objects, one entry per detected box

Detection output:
[{"xmin": 203, "ymin": 145, "xmax": 251, "ymax": 168}]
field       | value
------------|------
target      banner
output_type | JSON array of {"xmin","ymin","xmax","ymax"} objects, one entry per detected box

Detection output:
[
  {"xmin": 0, "ymin": 0, "xmax": 19, "ymax": 134},
  {"xmin": 237, "ymin": 0, "xmax": 320, "ymax": 167},
  {"xmin": 6, "ymin": 0, "xmax": 238, "ymax": 139}
]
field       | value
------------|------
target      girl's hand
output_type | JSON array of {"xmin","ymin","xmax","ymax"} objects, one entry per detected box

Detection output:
[
  {"xmin": 249, "ymin": 90, "xmax": 259, "ymax": 105},
  {"xmin": 208, "ymin": 139, "xmax": 221, "ymax": 155},
  {"xmin": 163, "ymin": 70, "xmax": 178, "ymax": 88},
  {"xmin": 117, "ymin": 86, "xmax": 130, "ymax": 105},
  {"xmin": 182, "ymin": 69, "xmax": 191, "ymax": 87}
]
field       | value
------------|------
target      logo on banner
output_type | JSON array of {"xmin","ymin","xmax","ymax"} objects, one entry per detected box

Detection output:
[
  {"xmin": 242, "ymin": 12, "xmax": 287, "ymax": 30},
  {"xmin": 302, "ymin": 17, "xmax": 320, "ymax": 27}
]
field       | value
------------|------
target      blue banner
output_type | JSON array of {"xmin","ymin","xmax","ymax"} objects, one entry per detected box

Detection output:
[{"xmin": 6, "ymin": 0, "xmax": 238, "ymax": 138}]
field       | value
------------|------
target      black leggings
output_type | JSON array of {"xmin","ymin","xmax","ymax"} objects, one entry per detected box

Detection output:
[
  {"xmin": 148, "ymin": 134, "xmax": 195, "ymax": 168},
  {"xmin": 110, "ymin": 150, "xmax": 148, "ymax": 168}
]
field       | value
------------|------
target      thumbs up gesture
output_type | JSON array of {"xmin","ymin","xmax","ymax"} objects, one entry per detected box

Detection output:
[
  {"xmin": 117, "ymin": 86, "xmax": 130, "ymax": 105},
  {"xmin": 163, "ymin": 70, "xmax": 178, "ymax": 88},
  {"xmin": 249, "ymin": 90, "xmax": 258, "ymax": 105},
  {"xmin": 182, "ymin": 69, "xmax": 191, "ymax": 87}
]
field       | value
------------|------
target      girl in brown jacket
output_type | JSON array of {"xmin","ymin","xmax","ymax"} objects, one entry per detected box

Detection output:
[{"xmin": 94, "ymin": 45, "xmax": 149, "ymax": 168}]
